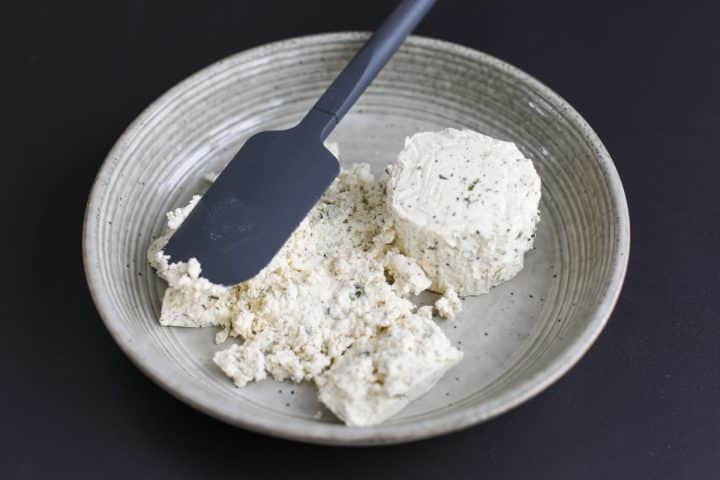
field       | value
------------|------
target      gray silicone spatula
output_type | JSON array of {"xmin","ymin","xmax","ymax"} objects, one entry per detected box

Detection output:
[{"xmin": 164, "ymin": 0, "xmax": 436, "ymax": 285}]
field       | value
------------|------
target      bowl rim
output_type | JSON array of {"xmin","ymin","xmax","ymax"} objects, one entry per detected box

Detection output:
[{"xmin": 83, "ymin": 32, "xmax": 630, "ymax": 445}]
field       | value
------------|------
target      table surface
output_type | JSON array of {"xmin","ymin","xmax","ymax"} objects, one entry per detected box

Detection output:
[{"xmin": 2, "ymin": 1, "xmax": 719, "ymax": 478}]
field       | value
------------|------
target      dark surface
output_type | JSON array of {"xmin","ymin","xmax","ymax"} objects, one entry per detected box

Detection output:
[{"xmin": 2, "ymin": 1, "xmax": 719, "ymax": 478}]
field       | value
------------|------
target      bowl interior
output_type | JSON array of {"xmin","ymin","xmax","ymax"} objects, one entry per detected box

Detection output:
[{"xmin": 84, "ymin": 33, "xmax": 628, "ymax": 444}]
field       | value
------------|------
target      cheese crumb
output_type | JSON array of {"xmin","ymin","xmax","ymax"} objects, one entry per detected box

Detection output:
[{"xmin": 435, "ymin": 287, "xmax": 462, "ymax": 320}]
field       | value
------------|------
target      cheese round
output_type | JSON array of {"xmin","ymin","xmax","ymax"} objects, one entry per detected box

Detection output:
[{"xmin": 386, "ymin": 129, "xmax": 541, "ymax": 295}]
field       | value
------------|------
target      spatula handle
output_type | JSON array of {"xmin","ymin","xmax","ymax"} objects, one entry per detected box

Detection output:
[{"xmin": 306, "ymin": 0, "xmax": 436, "ymax": 139}]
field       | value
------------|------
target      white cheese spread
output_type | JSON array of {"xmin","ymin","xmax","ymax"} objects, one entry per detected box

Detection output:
[{"xmin": 386, "ymin": 128, "xmax": 541, "ymax": 295}]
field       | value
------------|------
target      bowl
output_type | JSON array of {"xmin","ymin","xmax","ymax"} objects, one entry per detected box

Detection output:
[{"xmin": 83, "ymin": 33, "xmax": 630, "ymax": 445}]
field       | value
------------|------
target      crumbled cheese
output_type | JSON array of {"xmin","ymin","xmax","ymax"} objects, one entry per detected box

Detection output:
[
  {"xmin": 435, "ymin": 287, "xmax": 462, "ymax": 320},
  {"xmin": 205, "ymin": 163, "xmax": 423, "ymax": 387},
  {"xmin": 165, "ymin": 195, "xmax": 201, "ymax": 231},
  {"xmin": 148, "ymin": 221, "xmax": 231, "ymax": 328},
  {"xmin": 214, "ymin": 342, "xmax": 268, "ymax": 386},
  {"xmin": 148, "ymin": 152, "xmax": 462, "ymax": 419},
  {"xmin": 386, "ymin": 128, "xmax": 541, "ymax": 295}
]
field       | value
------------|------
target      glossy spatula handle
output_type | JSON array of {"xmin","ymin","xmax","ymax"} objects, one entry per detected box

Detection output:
[{"xmin": 307, "ymin": 0, "xmax": 436, "ymax": 139}]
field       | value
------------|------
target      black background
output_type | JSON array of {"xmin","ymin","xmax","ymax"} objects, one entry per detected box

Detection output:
[{"xmin": 2, "ymin": 1, "xmax": 719, "ymax": 478}]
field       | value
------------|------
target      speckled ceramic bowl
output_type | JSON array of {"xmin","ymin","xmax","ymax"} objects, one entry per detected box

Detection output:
[{"xmin": 83, "ymin": 33, "xmax": 629, "ymax": 445}]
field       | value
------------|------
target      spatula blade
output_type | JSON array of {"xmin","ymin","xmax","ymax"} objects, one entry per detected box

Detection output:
[{"xmin": 163, "ymin": 126, "xmax": 339, "ymax": 286}]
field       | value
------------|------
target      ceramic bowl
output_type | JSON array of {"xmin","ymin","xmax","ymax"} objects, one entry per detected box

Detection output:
[{"xmin": 83, "ymin": 33, "xmax": 630, "ymax": 445}]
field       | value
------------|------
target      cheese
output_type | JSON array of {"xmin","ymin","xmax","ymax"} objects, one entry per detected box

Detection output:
[
  {"xmin": 208, "ymin": 162, "xmax": 420, "ymax": 386},
  {"xmin": 386, "ymin": 129, "xmax": 541, "ymax": 295},
  {"xmin": 316, "ymin": 307, "xmax": 462, "ymax": 426},
  {"xmin": 148, "ymin": 131, "xmax": 541, "ymax": 426},
  {"xmin": 384, "ymin": 251, "xmax": 432, "ymax": 296},
  {"xmin": 435, "ymin": 287, "xmax": 462, "ymax": 320}
]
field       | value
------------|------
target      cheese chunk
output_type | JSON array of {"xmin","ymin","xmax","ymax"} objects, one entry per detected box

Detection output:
[
  {"xmin": 387, "ymin": 129, "xmax": 541, "ymax": 295},
  {"xmin": 435, "ymin": 287, "xmax": 462, "ymax": 320},
  {"xmin": 316, "ymin": 310, "xmax": 462, "ymax": 426},
  {"xmin": 384, "ymin": 252, "xmax": 432, "ymax": 296}
]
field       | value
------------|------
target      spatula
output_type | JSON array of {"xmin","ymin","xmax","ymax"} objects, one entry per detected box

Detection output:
[{"xmin": 164, "ymin": 0, "xmax": 436, "ymax": 285}]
